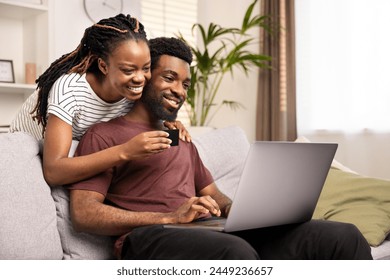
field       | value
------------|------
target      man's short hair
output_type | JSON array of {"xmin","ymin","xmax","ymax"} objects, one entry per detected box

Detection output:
[{"xmin": 148, "ymin": 37, "xmax": 193, "ymax": 70}]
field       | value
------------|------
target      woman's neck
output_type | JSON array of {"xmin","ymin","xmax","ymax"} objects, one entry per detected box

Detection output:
[
  {"xmin": 123, "ymin": 102, "xmax": 163, "ymax": 130},
  {"xmin": 86, "ymin": 73, "xmax": 122, "ymax": 103}
]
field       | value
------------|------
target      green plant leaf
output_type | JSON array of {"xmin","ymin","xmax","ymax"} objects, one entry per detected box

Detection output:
[
  {"xmin": 175, "ymin": 0, "xmax": 271, "ymax": 126},
  {"xmin": 222, "ymin": 100, "xmax": 246, "ymax": 110},
  {"xmin": 242, "ymin": 0, "xmax": 258, "ymax": 31}
]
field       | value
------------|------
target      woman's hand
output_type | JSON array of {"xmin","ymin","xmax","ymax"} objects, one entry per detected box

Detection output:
[
  {"xmin": 120, "ymin": 131, "xmax": 172, "ymax": 161},
  {"xmin": 164, "ymin": 120, "xmax": 191, "ymax": 142}
]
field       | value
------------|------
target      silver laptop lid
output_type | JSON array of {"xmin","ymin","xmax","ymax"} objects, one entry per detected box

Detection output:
[{"xmin": 224, "ymin": 141, "xmax": 337, "ymax": 232}]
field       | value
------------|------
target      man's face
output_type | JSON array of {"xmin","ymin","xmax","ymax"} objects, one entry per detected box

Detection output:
[{"xmin": 141, "ymin": 55, "xmax": 191, "ymax": 121}]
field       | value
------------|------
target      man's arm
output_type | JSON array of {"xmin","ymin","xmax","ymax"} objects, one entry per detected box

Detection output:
[
  {"xmin": 198, "ymin": 183, "xmax": 233, "ymax": 217},
  {"xmin": 70, "ymin": 189, "xmax": 216, "ymax": 236}
]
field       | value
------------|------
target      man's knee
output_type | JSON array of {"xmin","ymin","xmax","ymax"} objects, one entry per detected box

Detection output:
[
  {"xmin": 324, "ymin": 222, "xmax": 364, "ymax": 245},
  {"xmin": 186, "ymin": 231, "xmax": 259, "ymax": 259},
  {"xmin": 216, "ymin": 234, "xmax": 259, "ymax": 260},
  {"xmin": 317, "ymin": 221, "xmax": 372, "ymax": 260}
]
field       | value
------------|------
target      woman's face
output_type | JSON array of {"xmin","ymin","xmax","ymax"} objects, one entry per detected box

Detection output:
[{"xmin": 99, "ymin": 39, "xmax": 151, "ymax": 102}]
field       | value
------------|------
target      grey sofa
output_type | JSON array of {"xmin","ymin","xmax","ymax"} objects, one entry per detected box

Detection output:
[{"xmin": 0, "ymin": 126, "xmax": 389, "ymax": 259}]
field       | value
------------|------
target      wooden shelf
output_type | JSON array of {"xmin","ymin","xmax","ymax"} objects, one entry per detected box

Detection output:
[
  {"xmin": 0, "ymin": 1, "xmax": 47, "ymax": 20},
  {"xmin": 0, "ymin": 82, "xmax": 36, "ymax": 95},
  {"xmin": 0, "ymin": 0, "xmax": 48, "ymax": 127}
]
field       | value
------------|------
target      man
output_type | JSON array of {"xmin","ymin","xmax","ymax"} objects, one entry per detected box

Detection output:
[{"xmin": 68, "ymin": 37, "xmax": 372, "ymax": 260}]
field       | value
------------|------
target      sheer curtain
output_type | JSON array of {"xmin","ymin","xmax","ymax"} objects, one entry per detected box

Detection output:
[
  {"xmin": 256, "ymin": 0, "xmax": 297, "ymax": 141},
  {"xmin": 295, "ymin": 0, "xmax": 390, "ymax": 180}
]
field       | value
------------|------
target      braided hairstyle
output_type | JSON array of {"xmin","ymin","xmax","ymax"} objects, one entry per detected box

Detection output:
[
  {"xmin": 32, "ymin": 14, "xmax": 147, "ymax": 130},
  {"xmin": 148, "ymin": 37, "xmax": 192, "ymax": 70}
]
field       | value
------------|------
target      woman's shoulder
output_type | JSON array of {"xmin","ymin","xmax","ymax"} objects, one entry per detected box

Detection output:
[
  {"xmin": 50, "ymin": 73, "xmax": 91, "ymax": 100},
  {"xmin": 55, "ymin": 73, "xmax": 87, "ymax": 87}
]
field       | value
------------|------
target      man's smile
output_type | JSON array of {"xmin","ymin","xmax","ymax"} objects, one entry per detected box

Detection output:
[{"xmin": 163, "ymin": 93, "xmax": 182, "ymax": 110}]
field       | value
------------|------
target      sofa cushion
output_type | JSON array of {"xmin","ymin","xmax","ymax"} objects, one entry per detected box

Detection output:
[
  {"xmin": 51, "ymin": 187, "xmax": 115, "ymax": 259},
  {"xmin": 0, "ymin": 132, "xmax": 63, "ymax": 259},
  {"xmin": 313, "ymin": 167, "xmax": 390, "ymax": 247},
  {"xmin": 371, "ymin": 240, "xmax": 390, "ymax": 260},
  {"xmin": 193, "ymin": 126, "xmax": 250, "ymax": 199},
  {"xmin": 50, "ymin": 136, "xmax": 115, "ymax": 260}
]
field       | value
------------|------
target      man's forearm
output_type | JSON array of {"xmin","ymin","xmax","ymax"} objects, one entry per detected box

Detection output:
[{"xmin": 70, "ymin": 190, "xmax": 175, "ymax": 236}]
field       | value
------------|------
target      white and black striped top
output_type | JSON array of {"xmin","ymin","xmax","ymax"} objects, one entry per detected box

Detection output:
[{"xmin": 9, "ymin": 73, "xmax": 133, "ymax": 141}]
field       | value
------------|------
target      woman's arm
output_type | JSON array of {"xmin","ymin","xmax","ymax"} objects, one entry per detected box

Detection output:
[{"xmin": 43, "ymin": 114, "xmax": 171, "ymax": 186}]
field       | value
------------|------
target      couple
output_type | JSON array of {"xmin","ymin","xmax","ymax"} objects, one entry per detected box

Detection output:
[
  {"xmin": 68, "ymin": 36, "xmax": 372, "ymax": 260},
  {"xmin": 9, "ymin": 13, "xmax": 371, "ymax": 259}
]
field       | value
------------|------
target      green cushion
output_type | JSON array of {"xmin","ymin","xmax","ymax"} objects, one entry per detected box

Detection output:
[{"xmin": 313, "ymin": 168, "xmax": 390, "ymax": 247}]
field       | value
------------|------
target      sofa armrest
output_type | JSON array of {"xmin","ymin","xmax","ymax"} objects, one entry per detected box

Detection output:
[{"xmin": 0, "ymin": 132, "xmax": 63, "ymax": 259}]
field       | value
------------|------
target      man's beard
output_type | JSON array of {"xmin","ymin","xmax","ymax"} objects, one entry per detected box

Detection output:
[{"xmin": 141, "ymin": 85, "xmax": 183, "ymax": 122}]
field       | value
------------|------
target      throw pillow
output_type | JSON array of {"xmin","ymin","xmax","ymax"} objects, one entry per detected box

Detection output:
[
  {"xmin": 0, "ymin": 132, "xmax": 63, "ymax": 259},
  {"xmin": 295, "ymin": 136, "xmax": 358, "ymax": 174},
  {"xmin": 45, "ymin": 138, "xmax": 116, "ymax": 260},
  {"xmin": 51, "ymin": 187, "xmax": 116, "ymax": 259},
  {"xmin": 313, "ymin": 167, "xmax": 390, "ymax": 247}
]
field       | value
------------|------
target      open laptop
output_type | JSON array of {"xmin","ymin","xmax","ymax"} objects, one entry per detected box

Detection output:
[{"xmin": 164, "ymin": 141, "xmax": 337, "ymax": 232}]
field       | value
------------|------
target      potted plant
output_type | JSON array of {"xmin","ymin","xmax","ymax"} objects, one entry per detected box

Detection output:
[{"xmin": 177, "ymin": 0, "xmax": 272, "ymax": 127}]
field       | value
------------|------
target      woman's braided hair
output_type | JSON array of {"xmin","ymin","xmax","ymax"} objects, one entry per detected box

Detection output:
[{"xmin": 32, "ymin": 14, "xmax": 147, "ymax": 130}]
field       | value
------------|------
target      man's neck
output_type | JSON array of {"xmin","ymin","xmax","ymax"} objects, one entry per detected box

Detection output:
[{"xmin": 123, "ymin": 102, "xmax": 164, "ymax": 130}]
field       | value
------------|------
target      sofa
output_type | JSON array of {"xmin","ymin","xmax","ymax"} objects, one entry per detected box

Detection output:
[{"xmin": 1, "ymin": 126, "xmax": 389, "ymax": 260}]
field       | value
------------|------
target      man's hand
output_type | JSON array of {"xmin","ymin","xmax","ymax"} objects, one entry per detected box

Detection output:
[
  {"xmin": 120, "ymin": 131, "xmax": 172, "ymax": 161},
  {"xmin": 170, "ymin": 196, "xmax": 222, "ymax": 224},
  {"xmin": 164, "ymin": 120, "xmax": 191, "ymax": 142}
]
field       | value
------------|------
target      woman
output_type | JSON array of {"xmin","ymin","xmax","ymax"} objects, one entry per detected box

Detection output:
[{"xmin": 10, "ymin": 14, "xmax": 190, "ymax": 186}]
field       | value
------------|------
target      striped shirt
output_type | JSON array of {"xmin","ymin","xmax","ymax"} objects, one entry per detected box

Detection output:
[
  {"xmin": 9, "ymin": 73, "xmax": 133, "ymax": 141},
  {"xmin": 9, "ymin": 90, "xmax": 43, "ymax": 140}
]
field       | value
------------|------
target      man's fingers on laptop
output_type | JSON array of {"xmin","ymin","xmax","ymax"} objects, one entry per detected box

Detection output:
[
  {"xmin": 197, "ymin": 196, "xmax": 221, "ymax": 216},
  {"xmin": 172, "ymin": 197, "xmax": 207, "ymax": 223},
  {"xmin": 191, "ymin": 204, "xmax": 209, "ymax": 214}
]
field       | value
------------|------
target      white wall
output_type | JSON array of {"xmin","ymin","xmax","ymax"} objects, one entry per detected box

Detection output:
[
  {"xmin": 197, "ymin": 0, "xmax": 259, "ymax": 142},
  {"xmin": 49, "ymin": 0, "xmax": 142, "ymax": 60}
]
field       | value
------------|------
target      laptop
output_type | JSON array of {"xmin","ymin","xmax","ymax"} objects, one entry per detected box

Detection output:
[{"xmin": 164, "ymin": 141, "xmax": 338, "ymax": 232}]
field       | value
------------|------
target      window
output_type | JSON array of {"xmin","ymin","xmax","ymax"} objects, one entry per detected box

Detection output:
[
  {"xmin": 140, "ymin": 0, "xmax": 197, "ymax": 45},
  {"xmin": 140, "ymin": 0, "xmax": 197, "ymax": 126},
  {"xmin": 295, "ymin": 0, "xmax": 390, "ymax": 133}
]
